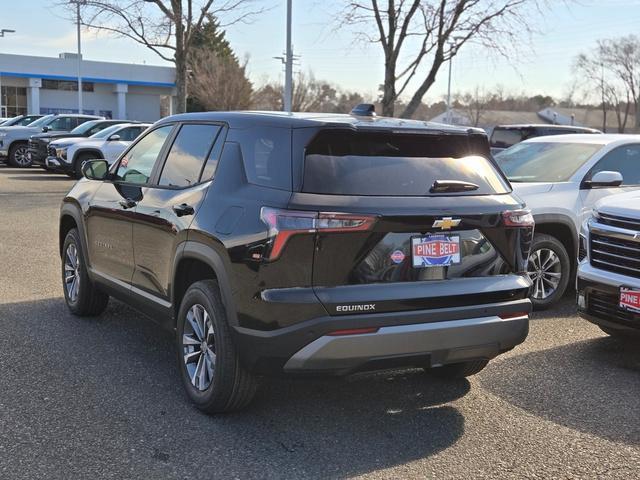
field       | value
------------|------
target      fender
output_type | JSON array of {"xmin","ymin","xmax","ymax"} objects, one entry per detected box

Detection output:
[
  {"xmin": 59, "ymin": 201, "xmax": 92, "ymax": 269},
  {"xmin": 172, "ymin": 240, "xmax": 238, "ymax": 327},
  {"xmin": 533, "ymin": 213, "xmax": 578, "ymax": 248},
  {"xmin": 71, "ymin": 148, "xmax": 104, "ymax": 165}
]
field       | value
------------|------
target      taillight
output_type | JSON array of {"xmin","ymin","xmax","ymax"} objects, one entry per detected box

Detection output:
[
  {"xmin": 260, "ymin": 207, "xmax": 376, "ymax": 260},
  {"xmin": 502, "ymin": 209, "xmax": 534, "ymax": 227}
]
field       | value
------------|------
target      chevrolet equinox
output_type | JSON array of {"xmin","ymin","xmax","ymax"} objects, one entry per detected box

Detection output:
[{"xmin": 59, "ymin": 107, "xmax": 534, "ymax": 413}]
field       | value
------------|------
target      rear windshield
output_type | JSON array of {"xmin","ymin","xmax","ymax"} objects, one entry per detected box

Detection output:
[
  {"xmin": 490, "ymin": 128, "xmax": 524, "ymax": 148},
  {"xmin": 302, "ymin": 130, "xmax": 510, "ymax": 196}
]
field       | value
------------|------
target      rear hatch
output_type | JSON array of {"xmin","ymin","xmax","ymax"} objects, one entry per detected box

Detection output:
[{"xmin": 264, "ymin": 128, "xmax": 533, "ymax": 315}]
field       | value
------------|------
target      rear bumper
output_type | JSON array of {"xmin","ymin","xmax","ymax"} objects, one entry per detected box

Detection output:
[{"xmin": 233, "ymin": 297, "xmax": 531, "ymax": 375}]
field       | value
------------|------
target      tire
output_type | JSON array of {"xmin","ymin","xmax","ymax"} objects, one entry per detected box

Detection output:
[
  {"xmin": 426, "ymin": 359, "xmax": 489, "ymax": 379},
  {"xmin": 176, "ymin": 280, "xmax": 258, "ymax": 413},
  {"xmin": 527, "ymin": 233, "xmax": 571, "ymax": 310},
  {"xmin": 62, "ymin": 228, "xmax": 109, "ymax": 316},
  {"xmin": 72, "ymin": 153, "xmax": 96, "ymax": 179},
  {"xmin": 8, "ymin": 142, "xmax": 31, "ymax": 168}
]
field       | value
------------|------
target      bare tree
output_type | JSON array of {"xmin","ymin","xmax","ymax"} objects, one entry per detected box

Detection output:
[
  {"xmin": 575, "ymin": 37, "xmax": 640, "ymax": 133},
  {"xmin": 340, "ymin": 0, "xmax": 542, "ymax": 118},
  {"xmin": 61, "ymin": 0, "xmax": 262, "ymax": 113},
  {"xmin": 189, "ymin": 50, "xmax": 252, "ymax": 110},
  {"xmin": 456, "ymin": 86, "xmax": 490, "ymax": 126}
]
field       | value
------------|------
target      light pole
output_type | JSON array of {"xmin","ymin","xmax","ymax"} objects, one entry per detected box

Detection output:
[
  {"xmin": 0, "ymin": 29, "xmax": 16, "ymax": 117},
  {"xmin": 70, "ymin": 1, "xmax": 85, "ymax": 114},
  {"xmin": 283, "ymin": 0, "xmax": 293, "ymax": 112},
  {"xmin": 445, "ymin": 38, "xmax": 462, "ymax": 125}
]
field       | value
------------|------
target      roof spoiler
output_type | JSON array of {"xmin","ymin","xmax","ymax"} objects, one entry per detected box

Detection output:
[{"xmin": 350, "ymin": 104, "xmax": 376, "ymax": 117}]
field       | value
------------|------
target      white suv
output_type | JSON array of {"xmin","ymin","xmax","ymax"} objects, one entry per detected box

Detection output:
[
  {"xmin": 577, "ymin": 190, "xmax": 640, "ymax": 337},
  {"xmin": 47, "ymin": 123, "xmax": 150, "ymax": 178},
  {"xmin": 496, "ymin": 134, "xmax": 640, "ymax": 309}
]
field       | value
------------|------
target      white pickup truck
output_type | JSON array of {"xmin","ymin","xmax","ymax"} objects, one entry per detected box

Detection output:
[{"xmin": 577, "ymin": 190, "xmax": 640, "ymax": 338}]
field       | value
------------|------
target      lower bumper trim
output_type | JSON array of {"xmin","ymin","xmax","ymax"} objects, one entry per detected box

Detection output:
[{"xmin": 283, "ymin": 315, "xmax": 528, "ymax": 373}]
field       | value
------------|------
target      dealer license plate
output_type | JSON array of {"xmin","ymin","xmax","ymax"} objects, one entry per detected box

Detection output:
[
  {"xmin": 620, "ymin": 287, "xmax": 640, "ymax": 313},
  {"xmin": 411, "ymin": 234, "xmax": 461, "ymax": 268}
]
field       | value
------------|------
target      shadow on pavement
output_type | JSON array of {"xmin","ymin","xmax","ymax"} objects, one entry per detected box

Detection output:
[
  {"xmin": 481, "ymin": 335, "xmax": 640, "ymax": 446},
  {"xmin": 0, "ymin": 297, "xmax": 470, "ymax": 479}
]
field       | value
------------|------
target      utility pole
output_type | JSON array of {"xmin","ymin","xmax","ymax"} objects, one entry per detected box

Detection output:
[
  {"xmin": 71, "ymin": 1, "xmax": 85, "ymax": 114},
  {"xmin": 0, "ymin": 29, "xmax": 16, "ymax": 117},
  {"xmin": 283, "ymin": 0, "xmax": 293, "ymax": 113},
  {"xmin": 445, "ymin": 38, "xmax": 463, "ymax": 124}
]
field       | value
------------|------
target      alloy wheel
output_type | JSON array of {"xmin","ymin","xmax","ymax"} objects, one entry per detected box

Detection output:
[
  {"xmin": 527, "ymin": 248, "xmax": 562, "ymax": 300},
  {"xmin": 64, "ymin": 243, "xmax": 80, "ymax": 303},
  {"xmin": 13, "ymin": 146, "xmax": 30, "ymax": 167},
  {"xmin": 182, "ymin": 304, "xmax": 216, "ymax": 391}
]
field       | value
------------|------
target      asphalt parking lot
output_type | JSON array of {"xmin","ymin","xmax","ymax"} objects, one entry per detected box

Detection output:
[{"xmin": 0, "ymin": 166, "xmax": 639, "ymax": 480}]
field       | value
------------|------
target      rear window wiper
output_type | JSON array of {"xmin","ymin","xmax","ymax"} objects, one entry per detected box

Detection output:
[{"xmin": 429, "ymin": 180, "xmax": 480, "ymax": 193}]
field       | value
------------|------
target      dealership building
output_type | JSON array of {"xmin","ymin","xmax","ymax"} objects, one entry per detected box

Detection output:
[{"xmin": 0, "ymin": 52, "xmax": 175, "ymax": 121}]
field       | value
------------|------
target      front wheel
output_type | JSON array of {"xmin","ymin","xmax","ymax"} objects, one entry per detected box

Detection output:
[
  {"xmin": 176, "ymin": 280, "xmax": 258, "ymax": 413},
  {"xmin": 526, "ymin": 233, "xmax": 571, "ymax": 310},
  {"xmin": 8, "ymin": 142, "xmax": 31, "ymax": 168}
]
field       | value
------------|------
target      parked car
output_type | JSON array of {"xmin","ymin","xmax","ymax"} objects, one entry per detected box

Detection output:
[
  {"xmin": 0, "ymin": 114, "xmax": 102, "ymax": 167},
  {"xmin": 30, "ymin": 119, "xmax": 130, "ymax": 168},
  {"xmin": 490, "ymin": 124, "xmax": 601, "ymax": 155},
  {"xmin": 577, "ymin": 190, "xmax": 640, "ymax": 337},
  {"xmin": 495, "ymin": 134, "xmax": 640, "ymax": 309},
  {"xmin": 0, "ymin": 114, "xmax": 44, "ymax": 127},
  {"xmin": 47, "ymin": 123, "xmax": 150, "ymax": 178},
  {"xmin": 59, "ymin": 108, "xmax": 534, "ymax": 413}
]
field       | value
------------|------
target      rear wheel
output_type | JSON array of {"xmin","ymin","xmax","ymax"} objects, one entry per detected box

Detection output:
[
  {"xmin": 426, "ymin": 359, "xmax": 489, "ymax": 379},
  {"xmin": 8, "ymin": 142, "xmax": 31, "ymax": 167},
  {"xmin": 526, "ymin": 233, "xmax": 571, "ymax": 310},
  {"xmin": 176, "ymin": 280, "xmax": 258, "ymax": 413},
  {"xmin": 62, "ymin": 228, "xmax": 109, "ymax": 316}
]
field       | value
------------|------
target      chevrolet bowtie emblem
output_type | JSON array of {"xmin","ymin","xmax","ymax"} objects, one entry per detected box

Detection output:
[{"xmin": 433, "ymin": 217, "xmax": 461, "ymax": 230}]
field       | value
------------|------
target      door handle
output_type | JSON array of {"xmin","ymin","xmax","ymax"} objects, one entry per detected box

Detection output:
[
  {"xmin": 173, "ymin": 203, "xmax": 195, "ymax": 217},
  {"xmin": 119, "ymin": 198, "xmax": 137, "ymax": 209}
]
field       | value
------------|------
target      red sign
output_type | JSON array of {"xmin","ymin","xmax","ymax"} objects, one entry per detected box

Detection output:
[
  {"xmin": 413, "ymin": 240, "xmax": 460, "ymax": 258},
  {"xmin": 620, "ymin": 287, "xmax": 640, "ymax": 312}
]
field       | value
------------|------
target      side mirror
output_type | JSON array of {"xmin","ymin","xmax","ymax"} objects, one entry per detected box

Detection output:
[
  {"xmin": 42, "ymin": 126, "xmax": 49, "ymax": 132},
  {"xmin": 583, "ymin": 170, "xmax": 623, "ymax": 188},
  {"xmin": 108, "ymin": 134, "xmax": 121, "ymax": 141},
  {"xmin": 82, "ymin": 159, "xmax": 109, "ymax": 180}
]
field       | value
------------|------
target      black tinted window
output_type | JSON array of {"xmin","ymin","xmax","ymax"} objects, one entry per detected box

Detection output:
[
  {"xmin": 116, "ymin": 125, "xmax": 173, "ymax": 184},
  {"xmin": 303, "ymin": 130, "xmax": 508, "ymax": 196},
  {"xmin": 588, "ymin": 144, "xmax": 640, "ymax": 185},
  {"xmin": 491, "ymin": 128, "xmax": 523, "ymax": 148},
  {"xmin": 159, "ymin": 124, "xmax": 220, "ymax": 187},
  {"xmin": 234, "ymin": 127, "xmax": 291, "ymax": 190}
]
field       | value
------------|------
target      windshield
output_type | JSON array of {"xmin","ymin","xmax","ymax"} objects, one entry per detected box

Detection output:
[
  {"xmin": 303, "ymin": 130, "xmax": 510, "ymax": 196},
  {"xmin": 70, "ymin": 120, "xmax": 100, "ymax": 135},
  {"xmin": 495, "ymin": 142, "xmax": 603, "ymax": 182},
  {"xmin": 27, "ymin": 115, "xmax": 55, "ymax": 128},
  {"xmin": 90, "ymin": 124, "xmax": 123, "ymax": 139}
]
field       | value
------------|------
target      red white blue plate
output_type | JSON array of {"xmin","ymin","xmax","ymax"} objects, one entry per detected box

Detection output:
[{"xmin": 411, "ymin": 234, "xmax": 461, "ymax": 268}]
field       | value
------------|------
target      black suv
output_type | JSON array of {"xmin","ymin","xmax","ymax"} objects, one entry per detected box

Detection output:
[
  {"xmin": 29, "ymin": 119, "xmax": 129, "ymax": 168},
  {"xmin": 59, "ymin": 109, "xmax": 534, "ymax": 413}
]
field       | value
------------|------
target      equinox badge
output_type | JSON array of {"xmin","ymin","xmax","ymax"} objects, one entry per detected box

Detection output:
[{"xmin": 433, "ymin": 217, "xmax": 461, "ymax": 230}]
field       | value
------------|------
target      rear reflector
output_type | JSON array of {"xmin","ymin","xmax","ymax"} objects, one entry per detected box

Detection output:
[
  {"xmin": 327, "ymin": 327, "xmax": 379, "ymax": 336},
  {"xmin": 498, "ymin": 312, "xmax": 529, "ymax": 320},
  {"xmin": 260, "ymin": 207, "xmax": 377, "ymax": 260}
]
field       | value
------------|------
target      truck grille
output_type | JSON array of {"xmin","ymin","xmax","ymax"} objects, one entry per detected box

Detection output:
[
  {"xmin": 590, "ymin": 233, "xmax": 640, "ymax": 279},
  {"xmin": 589, "ymin": 290, "xmax": 639, "ymax": 326},
  {"xmin": 598, "ymin": 212, "xmax": 640, "ymax": 231}
]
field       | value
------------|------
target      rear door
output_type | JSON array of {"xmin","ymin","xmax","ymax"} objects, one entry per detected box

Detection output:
[{"xmin": 289, "ymin": 128, "xmax": 532, "ymax": 315}]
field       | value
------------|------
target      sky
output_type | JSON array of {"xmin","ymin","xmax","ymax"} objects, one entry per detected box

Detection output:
[{"xmin": 1, "ymin": 0, "xmax": 640, "ymax": 105}]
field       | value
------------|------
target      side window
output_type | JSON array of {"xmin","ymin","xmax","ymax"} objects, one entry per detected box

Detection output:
[
  {"xmin": 48, "ymin": 116, "xmax": 73, "ymax": 131},
  {"xmin": 118, "ymin": 127, "xmax": 143, "ymax": 142},
  {"xmin": 115, "ymin": 125, "xmax": 173, "ymax": 185},
  {"xmin": 87, "ymin": 123, "xmax": 107, "ymax": 136},
  {"xmin": 158, "ymin": 124, "xmax": 220, "ymax": 188},
  {"xmin": 234, "ymin": 127, "xmax": 292, "ymax": 190},
  {"xmin": 588, "ymin": 145, "xmax": 640, "ymax": 185}
]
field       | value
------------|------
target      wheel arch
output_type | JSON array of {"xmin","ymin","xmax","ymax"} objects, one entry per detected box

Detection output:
[
  {"xmin": 172, "ymin": 240, "xmax": 237, "ymax": 328},
  {"xmin": 59, "ymin": 202, "xmax": 88, "ymax": 260},
  {"xmin": 532, "ymin": 213, "xmax": 578, "ymax": 274},
  {"xmin": 71, "ymin": 148, "xmax": 104, "ymax": 165}
]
